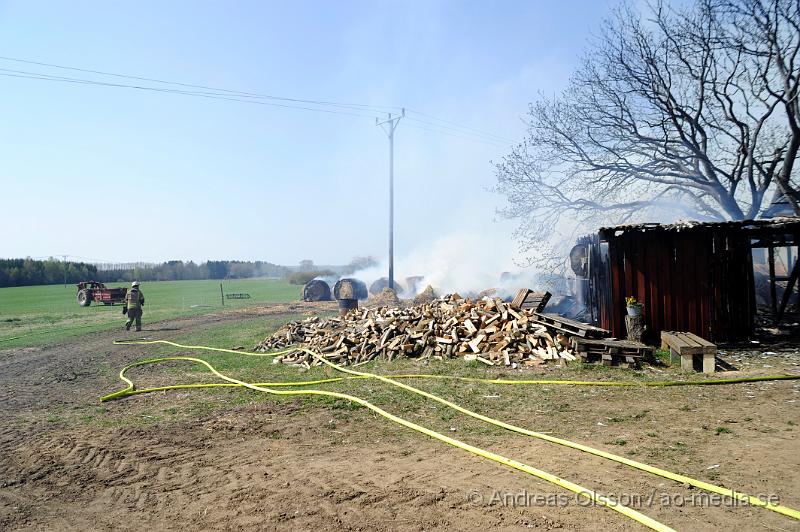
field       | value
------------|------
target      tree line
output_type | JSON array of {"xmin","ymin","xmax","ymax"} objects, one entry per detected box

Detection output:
[
  {"xmin": 0, "ymin": 256, "xmax": 379, "ymax": 288},
  {"xmin": 0, "ymin": 258, "xmax": 98, "ymax": 288},
  {"xmin": 0, "ymin": 258, "xmax": 290, "ymax": 288}
]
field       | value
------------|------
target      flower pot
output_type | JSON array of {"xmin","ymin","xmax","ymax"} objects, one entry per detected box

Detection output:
[{"xmin": 626, "ymin": 305, "xmax": 642, "ymax": 316}]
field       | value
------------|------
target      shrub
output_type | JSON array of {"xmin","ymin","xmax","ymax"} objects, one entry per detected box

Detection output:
[{"xmin": 288, "ymin": 270, "xmax": 333, "ymax": 285}]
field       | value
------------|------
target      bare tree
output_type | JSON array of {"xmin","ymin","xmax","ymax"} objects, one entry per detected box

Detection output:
[
  {"xmin": 496, "ymin": 0, "xmax": 800, "ymax": 262},
  {"xmin": 723, "ymin": 0, "xmax": 800, "ymax": 212}
]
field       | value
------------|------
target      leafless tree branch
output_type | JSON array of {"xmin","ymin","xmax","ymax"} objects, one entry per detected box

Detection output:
[{"xmin": 495, "ymin": 0, "xmax": 800, "ymax": 267}]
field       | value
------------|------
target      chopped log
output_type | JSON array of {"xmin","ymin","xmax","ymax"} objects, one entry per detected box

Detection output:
[
  {"xmin": 464, "ymin": 319, "xmax": 478, "ymax": 334},
  {"xmin": 468, "ymin": 334, "xmax": 486, "ymax": 353}
]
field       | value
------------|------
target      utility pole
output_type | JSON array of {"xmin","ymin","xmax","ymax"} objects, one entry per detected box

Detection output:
[
  {"xmin": 62, "ymin": 255, "xmax": 68, "ymax": 288},
  {"xmin": 376, "ymin": 108, "xmax": 404, "ymax": 291}
]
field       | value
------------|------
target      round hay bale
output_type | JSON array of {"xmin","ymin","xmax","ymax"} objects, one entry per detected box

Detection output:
[
  {"xmin": 333, "ymin": 278, "xmax": 368, "ymax": 301},
  {"xmin": 569, "ymin": 243, "xmax": 588, "ymax": 277},
  {"xmin": 369, "ymin": 277, "xmax": 406, "ymax": 295},
  {"xmin": 302, "ymin": 279, "xmax": 331, "ymax": 302}
]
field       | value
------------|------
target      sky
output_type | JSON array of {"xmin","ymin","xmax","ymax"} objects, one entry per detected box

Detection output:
[{"xmin": 0, "ymin": 0, "xmax": 615, "ymax": 268}]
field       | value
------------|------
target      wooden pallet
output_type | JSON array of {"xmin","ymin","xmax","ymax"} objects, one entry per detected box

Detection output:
[
  {"xmin": 510, "ymin": 289, "xmax": 551, "ymax": 312},
  {"xmin": 570, "ymin": 337, "xmax": 653, "ymax": 359},
  {"xmin": 532, "ymin": 312, "xmax": 610, "ymax": 339},
  {"xmin": 577, "ymin": 352, "xmax": 641, "ymax": 369}
]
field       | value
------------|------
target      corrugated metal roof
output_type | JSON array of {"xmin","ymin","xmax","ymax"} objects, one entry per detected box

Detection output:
[{"xmin": 599, "ymin": 216, "xmax": 800, "ymax": 235}]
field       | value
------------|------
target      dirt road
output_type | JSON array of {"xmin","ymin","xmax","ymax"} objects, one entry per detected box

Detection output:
[{"xmin": 1, "ymin": 305, "xmax": 799, "ymax": 531}]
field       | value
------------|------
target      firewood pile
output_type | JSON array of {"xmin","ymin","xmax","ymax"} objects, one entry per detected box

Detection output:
[{"xmin": 254, "ymin": 291, "xmax": 653, "ymax": 368}]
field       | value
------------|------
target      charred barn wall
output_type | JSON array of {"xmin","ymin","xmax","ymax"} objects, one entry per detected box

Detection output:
[{"xmin": 584, "ymin": 220, "xmax": 800, "ymax": 343}]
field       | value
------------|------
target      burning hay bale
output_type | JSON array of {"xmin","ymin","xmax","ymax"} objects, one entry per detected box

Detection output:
[
  {"xmin": 333, "ymin": 278, "xmax": 368, "ymax": 301},
  {"xmin": 302, "ymin": 279, "xmax": 332, "ymax": 302},
  {"xmin": 369, "ymin": 277, "xmax": 405, "ymax": 295},
  {"xmin": 367, "ymin": 287, "xmax": 401, "ymax": 307},
  {"xmin": 413, "ymin": 285, "xmax": 437, "ymax": 305},
  {"xmin": 254, "ymin": 292, "xmax": 652, "ymax": 368}
]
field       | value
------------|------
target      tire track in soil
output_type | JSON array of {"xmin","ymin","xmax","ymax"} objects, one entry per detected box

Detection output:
[
  {"xmin": 2, "ymin": 303, "xmax": 798, "ymax": 531},
  {"xmin": 3, "ymin": 412, "xmax": 568, "ymax": 531}
]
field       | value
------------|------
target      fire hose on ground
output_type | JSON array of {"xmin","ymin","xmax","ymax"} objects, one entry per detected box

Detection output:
[{"xmin": 104, "ymin": 339, "xmax": 800, "ymax": 529}]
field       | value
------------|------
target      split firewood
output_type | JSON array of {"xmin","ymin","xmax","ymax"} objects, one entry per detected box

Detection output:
[{"xmin": 254, "ymin": 292, "xmax": 630, "ymax": 368}]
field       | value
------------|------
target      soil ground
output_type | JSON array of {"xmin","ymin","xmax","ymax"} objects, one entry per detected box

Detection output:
[{"xmin": 1, "ymin": 303, "xmax": 799, "ymax": 531}]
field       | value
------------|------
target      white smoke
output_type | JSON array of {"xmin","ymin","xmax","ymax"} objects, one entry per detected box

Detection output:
[{"xmin": 349, "ymin": 231, "xmax": 546, "ymax": 299}]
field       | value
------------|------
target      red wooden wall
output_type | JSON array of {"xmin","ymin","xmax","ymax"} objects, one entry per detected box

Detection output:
[{"xmin": 593, "ymin": 227, "xmax": 755, "ymax": 342}]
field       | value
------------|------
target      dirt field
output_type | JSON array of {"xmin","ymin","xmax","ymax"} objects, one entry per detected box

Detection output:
[{"xmin": 1, "ymin": 304, "xmax": 799, "ymax": 531}]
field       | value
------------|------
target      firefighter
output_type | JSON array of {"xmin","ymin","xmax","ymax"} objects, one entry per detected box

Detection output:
[{"xmin": 124, "ymin": 281, "xmax": 145, "ymax": 331}]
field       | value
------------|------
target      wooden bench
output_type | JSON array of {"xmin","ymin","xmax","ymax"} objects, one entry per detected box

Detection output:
[
  {"xmin": 660, "ymin": 331, "xmax": 717, "ymax": 374},
  {"xmin": 225, "ymin": 293, "xmax": 251, "ymax": 299}
]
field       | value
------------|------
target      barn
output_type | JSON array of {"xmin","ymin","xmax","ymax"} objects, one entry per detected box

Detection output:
[{"xmin": 577, "ymin": 217, "xmax": 800, "ymax": 342}]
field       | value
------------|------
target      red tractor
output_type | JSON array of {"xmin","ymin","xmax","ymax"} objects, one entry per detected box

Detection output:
[{"xmin": 76, "ymin": 281, "xmax": 128, "ymax": 307}]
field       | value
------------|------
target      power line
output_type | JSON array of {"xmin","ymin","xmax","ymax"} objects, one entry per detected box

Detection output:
[
  {"xmin": 406, "ymin": 111, "xmax": 516, "ymax": 143},
  {"xmin": 404, "ymin": 122, "xmax": 508, "ymax": 147},
  {"xmin": 1, "ymin": 70, "xmax": 511, "ymax": 146},
  {"xmin": 0, "ymin": 55, "xmax": 515, "ymax": 145},
  {"xmin": 405, "ymin": 118, "xmax": 511, "ymax": 145},
  {"xmin": 0, "ymin": 70, "xmax": 383, "ymax": 120},
  {"xmin": 0, "ymin": 55, "xmax": 400, "ymax": 114}
]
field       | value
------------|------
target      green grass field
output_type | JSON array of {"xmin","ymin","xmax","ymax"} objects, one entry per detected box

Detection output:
[
  {"xmin": 0, "ymin": 278, "xmax": 300, "ymax": 348},
  {"xmin": 84, "ymin": 315, "xmax": 697, "ymax": 441}
]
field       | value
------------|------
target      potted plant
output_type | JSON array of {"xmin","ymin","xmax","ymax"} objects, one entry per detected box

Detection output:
[{"xmin": 626, "ymin": 296, "xmax": 643, "ymax": 316}]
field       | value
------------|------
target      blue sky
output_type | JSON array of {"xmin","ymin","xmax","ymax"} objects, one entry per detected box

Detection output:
[{"xmin": 0, "ymin": 0, "xmax": 614, "ymax": 267}]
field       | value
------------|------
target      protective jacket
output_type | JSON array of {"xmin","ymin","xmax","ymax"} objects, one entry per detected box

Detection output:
[{"xmin": 126, "ymin": 288, "xmax": 145, "ymax": 309}]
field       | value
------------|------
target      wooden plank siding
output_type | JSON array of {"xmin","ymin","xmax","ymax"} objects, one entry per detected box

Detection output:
[{"xmin": 587, "ymin": 221, "xmax": 796, "ymax": 343}]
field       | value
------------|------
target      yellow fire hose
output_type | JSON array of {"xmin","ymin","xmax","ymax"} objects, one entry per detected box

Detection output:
[
  {"xmin": 105, "ymin": 354, "xmax": 672, "ymax": 531},
  {"xmin": 103, "ymin": 365, "xmax": 800, "ymax": 395},
  {"xmin": 111, "ymin": 339, "xmax": 800, "ymax": 388},
  {"xmin": 108, "ymin": 339, "xmax": 800, "ymax": 524}
]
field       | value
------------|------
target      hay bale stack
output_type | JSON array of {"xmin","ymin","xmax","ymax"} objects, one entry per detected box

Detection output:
[
  {"xmin": 367, "ymin": 287, "xmax": 401, "ymax": 307},
  {"xmin": 302, "ymin": 279, "xmax": 332, "ymax": 302},
  {"xmin": 413, "ymin": 285, "xmax": 437, "ymax": 305}
]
